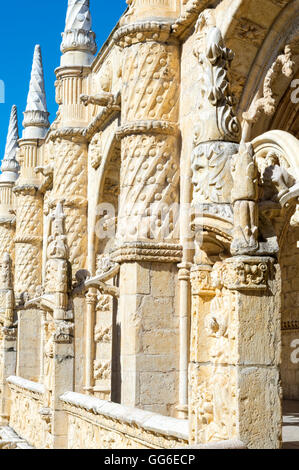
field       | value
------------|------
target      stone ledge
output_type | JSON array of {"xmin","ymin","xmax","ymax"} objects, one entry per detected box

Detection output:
[
  {"xmin": 60, "ymin": 392, "xmax": 189, "ymax": 441},
  {"xmin": 7, "ymin": 376, "xmax": 45, "ymax": 395},
  {"xmin": 0, "ymin": 426, "xmax": 34, "ymax": 449}
]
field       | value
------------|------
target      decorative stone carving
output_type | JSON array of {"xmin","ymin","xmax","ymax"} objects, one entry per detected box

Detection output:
[
  {"xmin": 231, "ymin": 143, "xmax": 259, "ymax": 256},
  {"xmin": 0, "ymin": 253, "xmax": 14, "ymax": 329},
  {"xmin": 61, "ymin": 0, "xmax": 97, "ymax": 56},
  {"xmin": 45, "ymin": 202, "xmax": 70, "ymax": 300},
  {"xmin": 213, "ymin": 256, "xmax": 273, "ymax": 291},
  {"xmin": 243, "ymin": 45, "xmax": 296, "ymax": 127},
  {"xmin": 0, "ymin": 105, "xmax": 20, "ymax": 184},
  {"xmin": 191, "ymin": 141, "xmax": 239, "ymax": 204},
  {"xmin": 193, "ymin": 14, "xmax": 240, "ymax": 143},
  {"xmin": 94, "ymin": 360, "xmax": 111, "ymax": 381},
  {"xmin": 22, "ymin": 45, "xmax": 50, "ymax": 139}
]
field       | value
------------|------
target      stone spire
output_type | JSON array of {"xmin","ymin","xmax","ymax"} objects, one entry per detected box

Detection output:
[
  {"xmin": 0, "ymin": 105, "xmax": 20, "ymax": 183},
  {"xmin": 23, "ymin": 45, "xmax": 50, "ymax": 139},
  {"xmin": 60, "ymin": 0, "xmax": 97, "ymax": 66}
]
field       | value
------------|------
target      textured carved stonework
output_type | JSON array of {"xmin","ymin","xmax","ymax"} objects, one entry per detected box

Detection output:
[
  {"xmin": 94, "ymin": 360, "xmax": 111, "ymax": 381},
  {"xmin": 13, "ymin": 187, "xmax": 43, "ymax": 299},
  {"xmin": 231, "ymin": 143, "xmax": 259, "ymax": 255},
  {"xmin": 94, "ymin": 324, "xmax": 112, "ymax": 343},
  {"xmin": 0, "ymin": 253, "xmax": 14, "ymax": 328},
  {"xmin": 8, "ymin": 386, "xmax": 46, "ymax": 449},
  {"xmin": 1, "ymin": 0, "xmax": 298, "ymax": 451},
  {"xmin": 118, "ymin": 133, "xmax": 179, "ymax": 241},
  {"xmin": 51, "ymin": 139, "xmax": 87, "ymax": 275},
  {"xmin": 243, "ymin": 45, "xmax": 296, "ymax": 126},
  {"xmin": 190, "ymin": 265, "xmax": 213, "ymax": 296},
  {"xmin": 89, "ymin": 132, "xmax": 103, "ymax": 170},
  {"xmin": 61, "ymin": 0, "xmax": 97, "ymax": 55},
  {"xmin": 193, "ymin": 13, "xmax": 240, "ymax": 143},
  {"xmin": 191, "ymin": 141, "xmax": 239, "ymax": 204},
  {"xmin": 214, "ymin": 257, "xmax": 273, "ymax": 291},
  {"xmin": 122, "ymin": 42, "xmax": 179, "ymax": 122},
  {"xmin": 234, "ymin": 17, "xmax": 267, "ymax": 48},
  {"xmin": 54, "ymin": 321, "xmax": 73, "ymax": 344},
  {"xmin": 189, "ymin": 363, "xmax": 238, "ymax": 445}
]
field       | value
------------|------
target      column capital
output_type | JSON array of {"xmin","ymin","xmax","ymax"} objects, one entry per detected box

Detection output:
[{"xmin": 213, "ymin": 256, "xmax": 275, "ymax": 292}]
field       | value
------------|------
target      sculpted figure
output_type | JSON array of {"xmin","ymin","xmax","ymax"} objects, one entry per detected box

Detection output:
[
  {"xmin": 262, "ymin": 151, "xmax": 295, "ymax": 201},
  {"xmin": 231, "ymin": 143, "xmax": 259, "ymax": 255}
]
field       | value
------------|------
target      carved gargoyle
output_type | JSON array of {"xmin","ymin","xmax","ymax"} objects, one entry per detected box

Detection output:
[
  {"xmin": 35, "ymin": 164, "xmax": 54, "ymax": 192},
  {"xmin": 80, "ymin": 92, "xmax": 114, "ymax": 107}
]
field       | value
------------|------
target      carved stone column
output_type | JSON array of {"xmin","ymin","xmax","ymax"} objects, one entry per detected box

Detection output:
[
  {"xmin": 14, "ymin": 184, "xmax": 43, "ymax": 301},
  {"xmin": 41, "ymin": 202, "xmax": 74, "ymax": 449},
  {"xmin": 13, "ymin": 180, "xmax": 43, "ymax": 381},
  {"xmin": 114, "ymin": 16, "xmax": 182, "ymax": 415},
  {"xmin": 49, "ymin": 135, "xmax": 88, "ymax": 278},
  {"xmin": 0, "ymin": 254, "xmax": 17, "ymax": 425},
  {"xmin": 190, "ymin": 257, "xmax": 282, "ymax": 449},
  {"xmin": 84, "ymin": 290, "xmax": 97, "ymax": 393}
]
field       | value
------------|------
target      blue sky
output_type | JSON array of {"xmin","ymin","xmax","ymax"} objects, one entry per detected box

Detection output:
[{"xmin": 0, "ymin": 0, "xmax": 126, "ymax": 158}]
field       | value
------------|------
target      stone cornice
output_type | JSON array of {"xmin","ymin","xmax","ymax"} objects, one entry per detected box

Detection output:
[
  {"xmin": 47, "ymin": 101, "xmax": 120, "ymax": 144},
  {"xmin": 13, "ymin": 184, "xmax": 41, "ymax": 197},
  {"xmin": 111, "ymin": 242, "xmax": 182, "ymax": 264},
  {"xmin": 117, "ymin": 121, "xmax": 179, "ymax": 139},
  {"xmin": 113, "ymin": 21, "xmax": 174, "ymax": 48}
]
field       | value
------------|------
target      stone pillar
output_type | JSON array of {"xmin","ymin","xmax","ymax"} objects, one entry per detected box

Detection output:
[
  {"xmin": 177, "ymin": 262, "xmax": 191, "ymax": 419},
  {"xmin": 189, "ymin": 257, "xmax": 282, "ymax": 449},
  {"xmin": 0, "ymin": 184, "xmax": 16, "ymax": 261},
  {"xmin": 84, "ymin": 290, "xmax": 97, "ymax": 393},
  {"xmin": 14, "ymin": 149, "xmax": 43, "ymax": 381},
  {"xmin": 49, "ymin": 134, "xmax": 88, "ymax": 278},
  {"xmin": 114, "ymin": 10, "xmax": 182, "ymax": 415},
  {"xmin": 14, "ymin": 44, "xmax": 49, "ymax": 380},
  {"xmin": 41, "ymin": 202, "xmax": 74, "ymax": 449},
  {"xmin": 0, "ymin": 254, "xmax": 17, "ymax": 425}
]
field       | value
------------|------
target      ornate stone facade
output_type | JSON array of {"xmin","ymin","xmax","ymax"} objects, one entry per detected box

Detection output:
[{"xmin": 0, "ymin": 0, "xmax": 299, "ymax": 449}]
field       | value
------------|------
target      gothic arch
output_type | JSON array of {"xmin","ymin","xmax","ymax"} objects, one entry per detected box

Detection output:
[
  {"xmin": 88, "ymin": 129, "xmax": 121, "ymax": 275},
  {"xmin": 221, "ymin": 0, "xmax": 299, "ymax": 141}
]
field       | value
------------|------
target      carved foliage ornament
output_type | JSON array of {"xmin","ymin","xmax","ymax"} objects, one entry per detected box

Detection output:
[
  {"xmin": 193, "ymin": 12, "xmax": 241, "ymax": 143},
  {"xmin": 212, "ymin": 257, "xmax": 272, "ymax": 291}
]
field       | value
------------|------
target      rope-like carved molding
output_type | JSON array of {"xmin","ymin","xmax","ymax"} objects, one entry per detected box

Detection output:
[
  {"xmin": 47, "ymin": 103, "xmax": 120, "ymax": 143},
  {"xmin": 113, "ymin": 21, "xmax": 173, "ymax": 48},
  {"xmin": 111, "ymin": 242, "xmax": 183, "ymax": 263},
  {"xmin": 14, "ymin": 235, "xmax": 42, "ymax": 246},
  {"xmin": 282, "ymin": 320, "xmax": 299, "ymax": 331},
  {"xmin": 172, "ymin": 0, "xmax": 211, "ymax": 39},
  {"xmin": 116, "ymin": 121, "xmax": 179, "ymax": 139},
  {"xmin": 48, "ymin": 127, "xmax": 86, "ymax": 143}
]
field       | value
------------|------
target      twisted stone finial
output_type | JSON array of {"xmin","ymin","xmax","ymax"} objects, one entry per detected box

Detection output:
[
  {"xmin": 61, "ymin": 0, "xmax": 97, "ymax": 56},
  {"xmin": 23, "ymin": 45, "xmax": 50, "ymax": 138},
  {"xmin": 0, "ymin": 105, "xmax": 20, "ymax": 183}
]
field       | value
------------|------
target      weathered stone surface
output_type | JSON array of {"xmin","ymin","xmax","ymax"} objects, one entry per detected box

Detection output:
[{"xmin": 0, "ymin": 0, "xmax": 298, "ymax": 451}]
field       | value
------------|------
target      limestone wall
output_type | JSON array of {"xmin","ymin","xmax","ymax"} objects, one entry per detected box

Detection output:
[
  {"xmin": 281, "ymin": 224, "xmax": 299, "ymax": 400},
  {"xmin": 7, "ymin": 376, "xmax": 46, "ymax": 448},
  {"xmin": 60, "ymin": 392, "xmax": 189, "ymax": 449}
]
